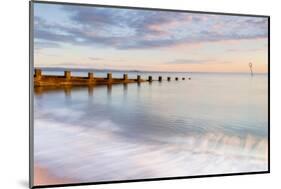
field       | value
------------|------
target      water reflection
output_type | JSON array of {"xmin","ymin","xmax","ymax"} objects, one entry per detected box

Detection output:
[
  {"xmin": 123, "ymin": 83, "xmax": 128, "ymax": 99},
  {"xmin": 107, "ymin": 84, "xmax": 112, "ymax": 103},
  {"xmin": 123, "ymin": 83, "xmax": 128, "ymax": 91},
  {"xmin": 88, "ymin": 86, "xmax": 94, "ymax": 97},
  {"xmin": 64, "ymin": 87, "xmax": 71, "ymax": 97}
]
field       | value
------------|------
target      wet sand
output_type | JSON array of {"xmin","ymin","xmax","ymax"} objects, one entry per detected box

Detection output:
[{"xmin": 34, "ymin": 164, "xmax": 74, "ymax": 186}]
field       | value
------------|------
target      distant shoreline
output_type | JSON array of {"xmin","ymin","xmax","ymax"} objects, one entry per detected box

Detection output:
[{"xmin": 35, "ymin": 67, "xmax": 268, "ymax": 75}]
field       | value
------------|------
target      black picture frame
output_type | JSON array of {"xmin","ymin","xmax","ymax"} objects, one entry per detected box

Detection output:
[{"xmin": 29, "ymin": 1, "xmax": 270, "ymax": 188}]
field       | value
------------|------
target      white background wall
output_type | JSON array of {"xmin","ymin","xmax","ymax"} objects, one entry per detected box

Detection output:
[{"xmin": 0, "ymin": 0, "xmax": 278, "ymax": 188}]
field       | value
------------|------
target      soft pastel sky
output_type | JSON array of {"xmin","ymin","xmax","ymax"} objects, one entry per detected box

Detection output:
[{"xmin": 34, "ymin": 3, "xmax": 268, "ymax": 73}]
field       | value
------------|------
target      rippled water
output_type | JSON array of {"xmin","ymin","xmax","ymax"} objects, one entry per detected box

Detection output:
[{"xmin": 34, "ymin": 72, "xmax": 268, "ymax": 184}]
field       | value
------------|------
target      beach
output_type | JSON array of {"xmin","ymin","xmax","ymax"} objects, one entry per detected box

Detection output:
[{"xmin": 34, "ymin": 165, "xmax": 73, "ymax": 186}]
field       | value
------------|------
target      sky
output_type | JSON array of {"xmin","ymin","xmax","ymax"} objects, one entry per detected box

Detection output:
[{"xmin": 33, "ymin": 3, "xmax": 268, "ymax": 73}]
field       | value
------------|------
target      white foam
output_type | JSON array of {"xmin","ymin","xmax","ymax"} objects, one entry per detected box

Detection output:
[{"xmin": 34, "ymin": 116, "xmax": 268, "ymax": 183}]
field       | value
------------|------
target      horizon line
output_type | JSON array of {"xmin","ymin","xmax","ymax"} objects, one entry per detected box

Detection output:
[{"xmin": 35, "ymin": 66, "xmax": 268, "ymax": 75}]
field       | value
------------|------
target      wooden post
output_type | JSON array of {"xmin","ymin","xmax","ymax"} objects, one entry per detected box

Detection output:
[
  {"xmin": 107, "ymin": 73, "xmax": 112, "ymax": 82},
  {"xmin": 182, "ymin": 77, "xmax": 185, "ymax": 80},
  {"xmin": 123, "ymin": 74, "xmax": 128, "ymax": 80},
  {"xmin": 167, "ymin": 77, "xmax": 171, "ymax": 81},
  {"xmin": 188, "ymin": 77, "xmax": 191, "ymax": 80},
  {"xmin": 158, "ymin": 76, "xmax": 162, "ymax": 81},
  {"xmin": 88, "ymin": 72, "xmax": 94, "ymax": 80},
  {"xmin": 137, "ymin": 75, "xmax": 141, "ymax": 82},
  {"xmin": 148, "ymin": 76, "xmax": 152, "ymax": 82},
  {"xmin": 64, "ymin": 71, "xmax": 71, "ymax": 80},
  {"xmin": 175, "ymin": 77, "xmax": 178, "ymax": 81},
  {"xmin": 34, "ymin": 69, "xmax": 42, "ymax": 80}
]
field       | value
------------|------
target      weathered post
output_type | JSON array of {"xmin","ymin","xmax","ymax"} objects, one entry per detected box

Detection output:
[
  {"xmin": 148, "ymin": 76, "xmax": 153, "ymax": 82},
  {"xmin": 88, "ymin": 72, "xmax": 94, "ymax": 80},
  {"xmin": 123, "ymin": 74, "xmax": 128, "ymax": 81},
  {"xmin": 167, "ymin": 77, "xmax": 171, "ymax": 81},
  {"xmin": 34, "ymin": 69, "xmax": 42, "ymax": 80},
  {"xmin": 137, "ymin": 75, "xmax": 141, "ymax": 82},
  {"xmin": 175, "ymin": 77, "xmax": 178, "ymax": 81},
  {"xmin": 158, "ymin": 76, "xmax": 162, "ymax": 81},
  {"xmin": 64, "ymin": 70, "xmax": 71, "ymax": 80},
  {"xmin": 182, "ymin": 77, "xmax": 185, "ymax": 80},
  {"xmin": 107, "ymin": 73, "xmax": 112, "ymax": 82}
]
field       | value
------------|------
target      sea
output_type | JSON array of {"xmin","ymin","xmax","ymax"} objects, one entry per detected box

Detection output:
[{"xmin": 34, "ymin": 69, "xmax": 268, "ymax": 183}]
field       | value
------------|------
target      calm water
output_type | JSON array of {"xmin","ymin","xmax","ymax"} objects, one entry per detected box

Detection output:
[{"xmin": 34, "ymin": 71, "xmax": 268, "ymax": 183}]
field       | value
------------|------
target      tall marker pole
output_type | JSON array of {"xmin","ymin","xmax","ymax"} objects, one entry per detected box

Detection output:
[{"xmin": 249, "ymin": 62, "xmax": 253, "ymax": 76}]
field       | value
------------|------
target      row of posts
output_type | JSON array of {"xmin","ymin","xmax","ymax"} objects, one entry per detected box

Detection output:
[{"xmin": 34, "ymin": 69, "xmax": 190, "ymax": 81}]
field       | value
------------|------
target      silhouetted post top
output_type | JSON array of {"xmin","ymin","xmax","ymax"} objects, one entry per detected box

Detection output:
[
  {"xmin": 137, "ymin": 75, "xmax": 141, "ymax": 82},
  {"xmin": 182, "ymin": 77, "xmax": 185, "ymax": 80},
  {"xmin": 64, "ymin": 71, "xmax": 71, "ymax": 80},
  {"xmin": 188, "ymin": 77, "xmax": 191, "ymax": 80},
  {"xmin": 167, "ymin": 77, "xmax": 171, "ymax": 81},
  {"xmin": 148, "ymin": 76, "xmax": 152, "ymax": 82},
  {"xmin": 34, "ymin": 69, "xmax": 42, "ymax": 78},
  {"xmin": 158, "ymin": 76, "xmax": 162, "ymax": 81},
  {"xmin": 123, "ymin": 74, "xmax": 128, "ymax": 80},
  {"xmin": 88, "ymin": 72, "xmax": 94, "ymax": 80},
  {"xmin": 175, "ymin": 77, "xmax": 178, "ymax": 80},
  {"xmin": 107, "ymin": 73, "xmax": 112, "ymax": 80}
]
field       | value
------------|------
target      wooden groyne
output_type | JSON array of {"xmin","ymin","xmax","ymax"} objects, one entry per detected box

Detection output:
[{"xmin": 33, "ymin": 69, "xmax": 190, "ymax": 87}]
